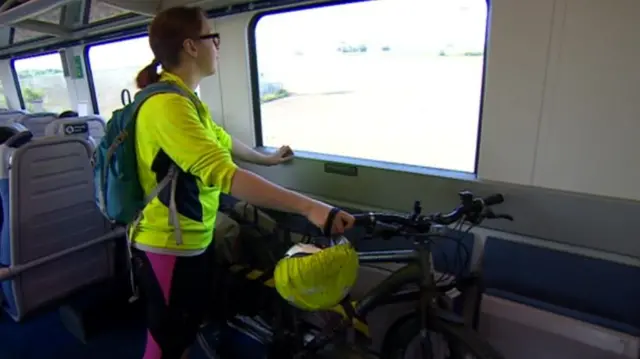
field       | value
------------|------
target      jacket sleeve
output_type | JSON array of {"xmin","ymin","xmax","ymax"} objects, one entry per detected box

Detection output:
[
  {"xmin": 212, "ymin": 121, "xmax": 233, "ymax": 151},
  {"xmin": 138, "ymin": 93, "xmax": 237, "ymax": 193}
]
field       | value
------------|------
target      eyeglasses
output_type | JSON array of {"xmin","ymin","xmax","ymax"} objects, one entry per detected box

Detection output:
[{"xmin": 199, "ymin": 33, "xmax": 220, "ymax": 49}]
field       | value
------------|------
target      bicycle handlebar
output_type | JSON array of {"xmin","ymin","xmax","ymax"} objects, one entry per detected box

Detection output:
[{"xmin": 351, "ymin": 191, "xmax": 512, "ymax": 235}]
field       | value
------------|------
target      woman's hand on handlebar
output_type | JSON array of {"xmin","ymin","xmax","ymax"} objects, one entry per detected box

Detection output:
[{"xmin": 306, "ymin": 201, "xmax": 355, "ymax": 235}]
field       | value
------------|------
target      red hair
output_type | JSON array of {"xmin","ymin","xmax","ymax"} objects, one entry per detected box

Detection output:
[{"xmin": 135, "ymin": 6, "xmax": 205, "ymax": 88}]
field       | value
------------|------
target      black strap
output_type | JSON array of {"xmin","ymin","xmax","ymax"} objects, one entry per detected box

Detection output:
[
  {"xmin": 339, "ymin": 294, "xmax": 355, "ymax": 322},
  {"xmin": 120, "ymin": 89, "xmax": 132, "ymax": 106},
  {"xmin": 251, "ymin": 204, "xmax": 259, "ymax": 226},
  {"xmin": 281, "ymin": 228, "xmax": 292, "ymax": 244},
  {"xmin": 323, "ymin": 207, "xmax": 341, "ymax": 237},
  {"xmin": 340, "ymin": 295, "xmax": 359, "ymax": 344},
  {"xmin": 287, "ymin": 252, "xmax": 311, "ymax": 259},
  {"xmin": 313, "ymin": 294, "xmax": 357, "ymax": 347}
]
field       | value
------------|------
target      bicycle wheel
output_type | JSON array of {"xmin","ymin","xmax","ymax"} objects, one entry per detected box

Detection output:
[{"xmin": 380, "ymin": 315, "xmax": 504, "ymax": 359}]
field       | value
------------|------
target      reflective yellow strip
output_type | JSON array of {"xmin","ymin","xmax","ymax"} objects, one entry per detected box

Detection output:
[
  {"xmin": 246, "ymin": 270, "xmax": 263, "ymax": 280},
  {"xmin": 226, "ymin": 265, "xmax": 369, "ymax": 336},
  {"xmin": 353, "ymin": 318, "xmax": 370, "ymax": 337},
  {"xmin": 327, "ymin": 301, "xmax": 370, "ymax": 337}
]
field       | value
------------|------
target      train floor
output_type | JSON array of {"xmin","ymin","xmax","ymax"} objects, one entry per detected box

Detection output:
[{"xmin": 0, "ymin": 309, "xmax": 224, "ymax": 359}]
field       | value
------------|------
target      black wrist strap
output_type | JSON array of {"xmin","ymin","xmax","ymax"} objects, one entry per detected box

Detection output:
[{"xmin": 323, "ymin": 207, "xmax": 342, "ymax": 237}]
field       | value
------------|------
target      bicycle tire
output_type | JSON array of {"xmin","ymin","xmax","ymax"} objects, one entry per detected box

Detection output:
[{"xmin": 380, "ymin": 315, "xmax": 505, "ymax": 359}]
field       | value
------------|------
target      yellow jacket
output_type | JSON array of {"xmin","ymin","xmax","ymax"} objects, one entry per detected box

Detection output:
[{"xmin": 132, "ymin": 71, "xmax": 237, "ymax": 255}]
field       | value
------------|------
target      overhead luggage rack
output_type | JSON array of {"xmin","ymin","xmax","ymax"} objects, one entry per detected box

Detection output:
[
  {"xmin": 0, "ymin": 0, "xmax": 77, "ymax": 26},
  {"xmin": 0, "ymin": 0, "xmax": 150, "ymax": 56},
  {"xmin": 0, "ymin": 0, "xmax": 330, "ymax": 57}
]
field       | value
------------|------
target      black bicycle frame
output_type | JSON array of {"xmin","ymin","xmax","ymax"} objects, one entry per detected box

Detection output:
[
  {"xmin": 298, "ymin": 243, "xmax": 445, "ymax": 354},
  {"xmin": 355, "ymin": 245, "xmax": 435, "ymax": 319}
]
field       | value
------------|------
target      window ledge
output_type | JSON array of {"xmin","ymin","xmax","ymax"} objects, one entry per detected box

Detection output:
[{"xmin": 255, "ymin": 146, "xmax": 477, "ymax": 182}]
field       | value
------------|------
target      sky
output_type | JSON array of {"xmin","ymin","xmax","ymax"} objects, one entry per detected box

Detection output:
[{"xmin": 13, "ymin": 0, "xmax": 487, "ymax": 71}]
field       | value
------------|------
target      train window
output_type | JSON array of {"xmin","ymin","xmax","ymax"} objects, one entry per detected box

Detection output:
[
  {"xmin": 88, "ymin": 36, "xmax": 201, "ymax": 117},
  {"xmin": 14, "ymin": 53, "xmax": 71, "ymax": 113},
  {"xmin": 88, "ymin": 36, "xmax": 153, "ymax": 116},
  {"xmin": 252, "ymin": 0, "xmax": 488, "ymax": 173}
]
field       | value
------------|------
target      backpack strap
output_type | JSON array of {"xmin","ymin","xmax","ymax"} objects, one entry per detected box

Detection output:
[
  {"xmin": 128, "ymin": 82, "xmax": 202, "ymax": 247},
  {"xmin": 121, "ymin": 88, "xmax": 132, "ymax": 106},
  {"xmin": 125, "ymin": 82, "xmax": 203, "ymax": 303}
]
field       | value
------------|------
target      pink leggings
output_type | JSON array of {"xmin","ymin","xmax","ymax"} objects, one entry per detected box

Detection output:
[
  {"xmin": 131, "ymin": 247, "xmax": 215, "ymax": 359},
  {"xmin": 142, "ymin": 252, "xmax": 175, "ymax": 359}
]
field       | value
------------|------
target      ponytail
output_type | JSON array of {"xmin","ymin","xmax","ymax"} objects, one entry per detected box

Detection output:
[{"xmin": 135, "ymin": 59, "xmax": 161, "ymax": 89}]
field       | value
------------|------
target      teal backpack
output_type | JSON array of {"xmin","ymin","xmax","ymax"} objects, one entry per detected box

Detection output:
[{"xmin": 93, "ymin": 82, "xmax": 196, "ymax": 242}]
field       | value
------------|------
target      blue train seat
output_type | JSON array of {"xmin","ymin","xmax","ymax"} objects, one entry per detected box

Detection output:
[
  {"xmin": 0, "ymin": 110, "xmax": 26, "ymax": 127},
  {"xmin": 15, "ymin": 112, "xmax": 58, "ymax": 137},
  {"xmin": 0, "ymin": 123, "xmax": 33, "ymax": 259},
  {"xmin": 482, "ymin": 237, "xmax": 640, "ymax": 336},
  {"xmin": 0, "ymin": 130, "xmax": 115, "ymax": 321}
]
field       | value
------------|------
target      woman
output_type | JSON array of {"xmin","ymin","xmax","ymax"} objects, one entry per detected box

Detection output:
[{"xmin": 132, "ymin": 6, "xmax": 354, "ymax": 359}]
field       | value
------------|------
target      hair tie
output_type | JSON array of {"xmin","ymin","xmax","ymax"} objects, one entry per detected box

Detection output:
[{"xmin": 150, "ymin": 59, "xmax": 161, "ymax": 67}]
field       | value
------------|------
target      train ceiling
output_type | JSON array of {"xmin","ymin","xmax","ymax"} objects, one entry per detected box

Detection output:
[{"xmin": 0, "ymin": 0, "xmax": 304, "ymax": 54}]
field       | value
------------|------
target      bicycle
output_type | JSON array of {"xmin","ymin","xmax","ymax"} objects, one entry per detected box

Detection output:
[
  {"xmin": 203, "ymin": 190, "xmax": 512, "ymax": 359},
  {"xmin": 298, "ymin": 190, "xmax": 513, "ymax": 359}
]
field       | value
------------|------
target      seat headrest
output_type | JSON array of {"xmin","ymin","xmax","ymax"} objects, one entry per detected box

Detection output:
[
  {"xmin": 0, "ymin": 123, "xmax": 32, "ymax": 148},
  {"xmin": 45, "ymin": 118, "xmax": 90, "ymax": 138}
]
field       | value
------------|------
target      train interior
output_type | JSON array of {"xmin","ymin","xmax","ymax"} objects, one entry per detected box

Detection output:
[{"xmin": 0, "ymin": 0, "xmax": 638, "ymax": 358}]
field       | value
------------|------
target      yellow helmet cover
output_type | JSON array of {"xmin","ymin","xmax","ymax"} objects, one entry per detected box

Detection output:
[{"xmin": 274, "ymin": 239, "xmax": 359, "ymax": 311}]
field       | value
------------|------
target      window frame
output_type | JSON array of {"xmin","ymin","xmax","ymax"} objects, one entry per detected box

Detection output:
[
  {"xmin": 247, "ymin": 0, "xmax": 491, "ymax": 177},
  {"xmin": 83, "ymin": 32, "xmax": 202, "ymax": 116},
  {"xmin": 11, "ymin": 50, "xmax": 67, "ymax": 112},
  {"xmin": 83, "ymin": 32, "xmax": 149, "ymax": 115}
]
